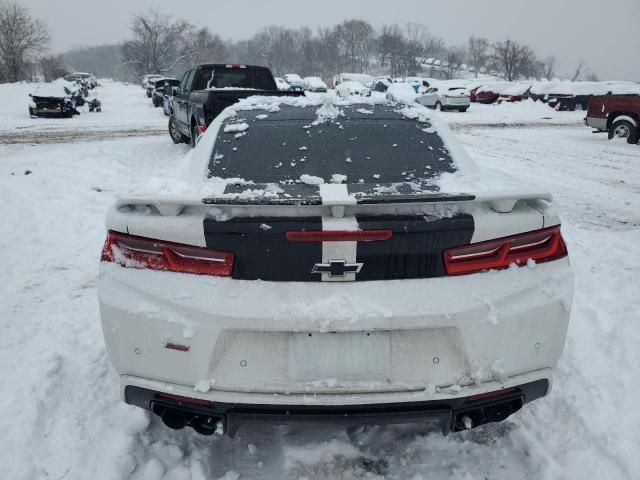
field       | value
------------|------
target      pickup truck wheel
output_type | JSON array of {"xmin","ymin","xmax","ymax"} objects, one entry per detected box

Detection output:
[
  {"xmin": 168, "ymin": 116, "xmax": 188, "ymax": 144},
  {"xmin": 574, "ymin": 102, "xmax": 585, "ymax": 111},
  {"xmin": 608, "ymin": 119, "xmax": 634, "ymax": 141}
]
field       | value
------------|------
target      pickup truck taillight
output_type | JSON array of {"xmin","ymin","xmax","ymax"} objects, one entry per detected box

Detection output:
[
  {"xmin": 443, "ymin": 226, "xmax": 568, "ymax": 276},
  {"xmin": 101, "ymin": 231, "xmax": 234, "ymax": 276}
]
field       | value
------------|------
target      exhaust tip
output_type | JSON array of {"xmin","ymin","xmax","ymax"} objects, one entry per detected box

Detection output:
[
  {"xmin": 161, "ymin": 409, "xmax": 186, "ymax": 430},
  {"xmin": 191, "ymin": 415, "xmax": 221, "ymax": 436}
]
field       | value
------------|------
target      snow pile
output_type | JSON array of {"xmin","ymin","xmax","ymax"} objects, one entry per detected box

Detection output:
[
  {"xmin": 386, "ymin": 82, "xmax": 418, "ymax": 103},
  {"xmin": 223, "ymin": 122, "xmax": 249, "ymax": 133},
  {"xmin": 315, "ymin": 98, "xmax": 344, "ymax": 122},
  {"xmin": 441, "ymin": 99, "xmax": 586, "ymax": 127},
  {"xmin": 299, "ymin": 174, "xmax": 324, "ymax": 185}
]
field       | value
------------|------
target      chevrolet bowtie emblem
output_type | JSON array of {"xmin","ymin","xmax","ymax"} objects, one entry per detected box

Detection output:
[{"xmin": 311, "ymin": 260, "xmax": 363, "ymax": 277}]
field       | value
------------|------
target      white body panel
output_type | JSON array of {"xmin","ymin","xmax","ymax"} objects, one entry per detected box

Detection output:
[{"xmin": 99, "ymin": 257, "xmax": 572, "ymax": 405}]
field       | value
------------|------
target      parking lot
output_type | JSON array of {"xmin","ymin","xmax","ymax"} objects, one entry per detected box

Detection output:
[{"xmin": 1, "ymin": 80, "xmax": 639, "ymax": 479}]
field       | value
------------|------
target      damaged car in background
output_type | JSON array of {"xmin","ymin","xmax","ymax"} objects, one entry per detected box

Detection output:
[
  {"xmin": 99, "ymin": 95, "xmax": 574, "ymax": 438},
  {"xmin": 29, "ymin": 79, "xmax": 101, "ymax": 118}
]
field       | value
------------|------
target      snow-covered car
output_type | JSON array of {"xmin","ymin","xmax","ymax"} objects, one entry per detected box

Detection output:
[
  {"xmin": 475, "ymin": 82, "xmax": 513, "ymax": 104},
  {"xmin": 372, "ymin": 77, "xmax": 392, "ymax": 92},
  {"xmin": 29, "ymin": 81, "xmax": 80, "ymax": 118},
  {"xmin": 28, "ymin": 80, "xmax": 94, "ymax": 118},
  {"xmin": 547, "ymin": 81, "xmax": 640, "ymax": 111},
  {"xmin": 385, "ymin": 82, "xmax": 418, "ymax": 103},
  {"xmin": 151, "ymin": 78, "xmax": 179, "ymax": 108},
  {"xmin": 142, "ymin": 74, "xmax": 163, "ymax": 91},
  {"xmin": 283, "ymin": 74, "xmax": 305, "ymax": 92},
  {"xmin": 98, "ymin": 96, "xmax": 574, "ymax": 437},
  {"xmin": 498, "ymin": 83, "xmax": 532, "ymax": 103},
  {"xmin": 275, "ymin": 77, "xmax": 291, "ymax": 91},
  {"xmin": 333, "ymin": 73, "xmax": 373, "ymax": 88},
  {"xmin": 417, "ymin": 85, "xmax": 471, "ymax": 112},
  {"xmin": 65, "ymin": 72, "xmax": 98, "ymax": 89},
  {"xmin": 335, "ymin": 81, "xmax": 370, "ymax": 98},
  {"xmin": 303, "ymin": 76, "xmax": 328, "ymax": 93}
]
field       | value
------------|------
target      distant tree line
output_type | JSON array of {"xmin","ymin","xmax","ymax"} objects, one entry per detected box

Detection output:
[
  {"xmin": 0, "ymin": 2, "xmax": 601, "ymax": 84},
  {"xmin": 118, "ymin": 10, "xmax": 598, "ymax": 83}
]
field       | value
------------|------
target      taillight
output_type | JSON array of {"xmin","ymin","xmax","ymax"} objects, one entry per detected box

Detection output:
[
  {"xmin": 286, "ymin": 230, "xmax": 393, "ymax": 242},
  {"xmin": 443, "ymin": 226, "xmax": 568, "ymax": 276},
  {"xmin": 101, "ymin": 231, "xmax": 234, "ymax": 277}
]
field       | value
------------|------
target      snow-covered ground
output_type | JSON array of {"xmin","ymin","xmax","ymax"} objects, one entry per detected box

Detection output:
[
  {"xmin": 1, "ymin": 81, "xmax": 639, "ymax": 479},
  {"xmin": 0, "ymin": 80, "xmax": 167, "ymax": 134}
]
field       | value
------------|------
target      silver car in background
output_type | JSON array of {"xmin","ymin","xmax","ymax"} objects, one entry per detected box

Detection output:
[{"xmin": 418, "ymin": 85, "xmax": 471, "ymax": 112}]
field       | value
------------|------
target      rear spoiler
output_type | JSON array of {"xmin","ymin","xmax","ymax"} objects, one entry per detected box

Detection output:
[{"xmin": 113, "ymin": 190, "xmax": 553, "ymax": 217}]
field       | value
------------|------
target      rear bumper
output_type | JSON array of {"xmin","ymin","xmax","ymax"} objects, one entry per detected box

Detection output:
[
  {"xmin": 124, "ymin": 377, "xmax": 549, "ymax": 437},
  {"xmin": 442, "ymin": 99, "xmax": 470, "ymax": 109},
  {"xmin": 586, "ymin": 115, "xmax": 607, "ymax": 131},
  {"xmin": 99, "ymin": 258, "xmax": 573, "ymax": 397}
]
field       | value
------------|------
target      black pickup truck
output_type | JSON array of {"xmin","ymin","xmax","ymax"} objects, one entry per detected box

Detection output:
[{"xmin": 169, "ymin": 64, "xmax": 301, "ymax": 146}]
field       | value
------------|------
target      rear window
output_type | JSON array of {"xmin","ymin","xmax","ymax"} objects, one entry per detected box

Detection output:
[
  {"xmin": 194, "ymin": 67, "xmax": 276, "ymax": 91},
  {"xmin": 208, "ymin": 104, "xmax": 456, "ymax": 184}
]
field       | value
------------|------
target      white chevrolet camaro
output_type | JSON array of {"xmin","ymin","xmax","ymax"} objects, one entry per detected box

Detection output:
[{"xmin": 98, "ymin": 95, "xmax": 573, "ymax": 437}]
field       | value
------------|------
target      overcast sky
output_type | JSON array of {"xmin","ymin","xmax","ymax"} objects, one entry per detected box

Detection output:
[{"xmin": 19, "ymin": 0, "xmax": 640, "ymax": 80}]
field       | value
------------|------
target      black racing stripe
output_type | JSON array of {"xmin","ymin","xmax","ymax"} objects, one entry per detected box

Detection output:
[
  {"xmin": 355, "ymin": 214, "xmax": 475, "ymax": 280},
  {"xmin": 204, "ymin": 216, "xmax": 323, "ymax": 281}
]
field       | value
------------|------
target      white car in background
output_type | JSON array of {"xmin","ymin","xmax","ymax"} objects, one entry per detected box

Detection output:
[
  {"xmin": 283, "ymin": 74, "xmax": 305, "ymax": 91},
  {"xmin": 333, "ymin": 73, "xmax": 374, "ymax": 88},
  {"xmin": 418, "ymin": 85, "xmax": 471, "ymax": 112},
  {"xmin": 303, "ymin": 76, "xmax": 328, "ymax": 93},
  {"xmin": 335, "ymin": 81, "xmax": 370, "ymax": 98},
  {"xmin": 275, "ymin": 77, "xmax": 291, "ymax": 91},
  {"xmin": 98, "ymin": 96, "xmax": 573, "ymax": 438}
]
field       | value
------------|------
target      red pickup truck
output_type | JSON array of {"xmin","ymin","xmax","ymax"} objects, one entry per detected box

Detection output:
[{"xmin": 585, "ymin": 95, "xmax": 640, "ymax": 144}]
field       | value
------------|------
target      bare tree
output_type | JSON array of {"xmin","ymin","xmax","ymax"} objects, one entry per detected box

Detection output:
[
  {"xmin": 251, "ymin": 26, "xmax": 302, "ymax": 75},
  {"xmin": 0, "ymin": 1, "xmax": 49, "ymax": 83},
  {"xmin": 40, "ymin": 54, "xmax": 71, "ymax": 81},
  {"xmin": 491, "ymin": 38, "xmax": 538, "ymax": 81},
  {"xmin": 468, "ymin": 36, "xmax": 489, "ymax": 78},
  {"xmin": 310, "ymin": 27, "xmax": 340, "ymax": 80},
  {"xmin": 542, "ymin": 55, "xmax": 558, "ymax": 80},
  {"xmin": 336, "ymin": 19, "xmax": 374, "ymax": 73},
  {"xmin": 571, "ymin": 59, "xmax": 585, "ymax": 81},
  {"xmin": 378, "ymin": 25, "xmax": 407, "ymax": 78},
  {"xmin": 443, "ymin": 47, "xmax": 465, "ymax": 80},
  {"xmin": 402, "ymin": 23, "xmax": 423, "ymax": 75},
  {"xmin": 182, "ymin": 27, "xmax": 227, "ymax": 68},
  {"xmin": 121, "ymin": 10, "xmax": 191, "ymax": 78}
]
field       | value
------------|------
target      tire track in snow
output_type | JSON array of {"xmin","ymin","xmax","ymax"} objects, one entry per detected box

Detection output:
[{"xmin": 0, "ymin": 128, "xmax": 166, "ymax": 145}]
